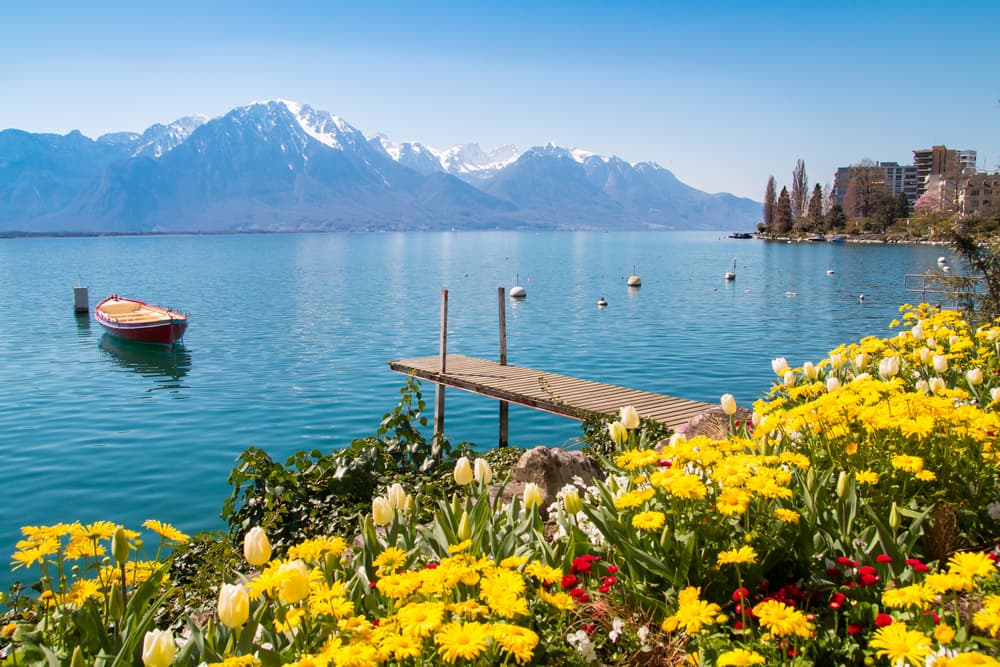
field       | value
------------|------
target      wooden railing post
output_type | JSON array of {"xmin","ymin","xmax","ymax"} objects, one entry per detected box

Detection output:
[
  {"xmin": 498, "ymin": 287, "xmax": 508, "ymax": 447},
  {"xmin": 434, "ymin": 289, "xmax": 448, "ymax": 443}
]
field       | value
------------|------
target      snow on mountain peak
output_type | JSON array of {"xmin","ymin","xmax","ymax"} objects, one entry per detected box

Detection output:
[{"xmin": 275, "ymin": 100, "xmax": 360, "ymax": 150}]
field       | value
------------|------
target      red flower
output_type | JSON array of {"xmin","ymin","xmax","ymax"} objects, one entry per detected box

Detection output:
[
  {"xmin": 602, "ymin": 576, "xmax": 618, "ymax": 586},
  {"xmin": 829, "ymin": 592, "xmax": 846, "ymax": 609},
  {"xmin": 582, "ymin": 623, "xmax": 596, "ymax": 635},
  {"xmin": 847, "ymin": 623, "xmax": 862, "ymax": 635},
  {"xmin": 733, "ymin": 587, "xmax": 750, "ymax": 602},
  {"xmin": 657, "ymin": 460, "xmax": 673, "ymax": 467},
  {"xmin": 372, "ymin": 618, "xmax": 381, "ymax": 627},
  {"xmin": 598, "ymin": 585, "xmax": 610, "ymax": 593},
  {"xmin": 826, "ymin": 567, "xmax": 843, "ymax": 577},
  {"xmin": 572, "ymin": 555, "xmax": 600, "ymax": 574},
  {"xmin": 923, "ymin": 610, "xmax": 940, "ymax": 624},
  {"xmin": 425, "ymin": 562, "xmax": 439, "ymax": 569},
  {"xmin": 561, "ymin": 574, "xmax": 578, "ymax": 589},
  {"xmin": 836, "ymin": 556, "xmax": 858, "ymax": 567},
  {"xmin": 858, "ymin": 565, "xmax": 877, "ymax": 576},
  {"xmin": 606, "ymin": 565, "xmax": 619, "ymax": 574},
  {"xmin": 876, "ymin": 554, "xmax": 893, "ymax": 564},
  {"xmin": 732, "ymin": 620, "xmax": 744, "ymax": 630},
  {"xmin": 859, "ymin": 572, "xmax": 879, "ymax": 587},
  {"xmin": 875, "ymin": 614, "xmax": 893, "ymax": 627}
]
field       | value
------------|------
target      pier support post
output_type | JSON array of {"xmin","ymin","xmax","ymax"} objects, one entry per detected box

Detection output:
[
  {"xmin": 498, "ymin": 287, "xmax": 508, "ymax": 447},
  {"xmin": 434, "ymin": 289, "xmax": 448, "ymax": 444}
]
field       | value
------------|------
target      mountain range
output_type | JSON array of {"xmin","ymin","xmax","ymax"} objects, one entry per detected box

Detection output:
[{"xmin": 0, "ymin": 100, "xmax": 761, "ymax": 233}]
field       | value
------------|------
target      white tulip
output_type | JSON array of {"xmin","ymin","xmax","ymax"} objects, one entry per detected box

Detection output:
[
  {"xmin": 829, "ymin": 353, "xmax": 844, "ymax": 370},
  {"xmin": 771, "ymin": 357, "xmax": 790, "ymax": 376},
  {"xmin": 878, "ymin": 356, "xmax": 900, "ymax": 379},
  {"xmin": 803, "ymin": 361, "xmax": 818, "ymax": 380},
  {"xmin": 929, "ymin": 377, "xmax": 947, "ymax": 395},
  {"xmin": 720, "ymin": 393, "xmax": 737, "ymax": 416},
  {"xmin": 967, "ymin": 368, "xmax": 984, "ymax": 386},
  {"xmin": 933, "ymin": 354, "xmax": 948, "ymax": 373},
  {"xmin": 911, "ymin": 324, "xmax": 924, "ymax": 340},
  {"xmin": 854, "ymin": 352, "xmax": 868, "ymax": 368},
  {"xmin": 619, "ymin": 406, "xmax": 640, "ymax": 430},
  {"xmin": 991, "ymin": 387, "xmax": 1000, "ymax": 403},
  {"xmin": 386, "ymin": 483, "xmax": 407, "ymax": 510},
  {"xmin": 919, "ymin": 348, "xmax": 931, "ymax": 364},
  {"xmin": 915, "ymin": 379, "xmax": 929, "ymax": 394},
  {"xmin": 473, "ymin": 457, "xmax": 493, "ymax": 484},
  {"xmin": 826, "ymin": 377, "xmax": 841, "ymax": 392},
  {"xmin": 783, "ymin": 370, "xmax": 796, "ymax": 387}
]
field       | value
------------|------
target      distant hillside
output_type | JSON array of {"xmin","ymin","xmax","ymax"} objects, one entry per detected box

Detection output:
[{"xmin": 0, "ymin": 100, "xmax": 761, "ymax": 233}]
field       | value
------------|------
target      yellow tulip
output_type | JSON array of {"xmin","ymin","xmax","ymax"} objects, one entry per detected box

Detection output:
[
  {"xmin": 458, "ymin": 511, "xmax": 472, "ymax": 540},
  {"xmin": 243, "ymin": 526, "xmax": 272, "ymax": 566},
  {"xmin": 523, "ymin": 482, "xmax": 543, "ymax": 510},
  {"xmin": 454, "ymin": 456, "xmax": 474, "ymax": 486},
  {"xmin": 217, "ymin": 583, "xmax": 249, "ymax": 628},
  {"xmin": 277, "ymin": 559, "xmax": 311, "ymax": 604},
  {"xmin": 563, "ymin": 488, "xmax": 584, "ymax": 515},
  {"xmin": 372, "ymin": 496, "xmax": 393, "ymax": 526},
  {"xmin": 141, "ymin": 629, "xmax": 176, "ymax": 667},
  {"xmin": 720, "ymin": 394, "xmax": 737, "ymax": 416},
  {"xmin": 111, "ymin": 525, "xmax": 129, "ymax": 566},
  {"xmin": 607, "ymin": 421, "xmax": 627, "ymax": 445}
]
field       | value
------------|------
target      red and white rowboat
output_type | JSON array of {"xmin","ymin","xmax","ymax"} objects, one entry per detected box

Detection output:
[{"xmin": 94, "ymin": 295, "xmax": 189, "ymax": 346}]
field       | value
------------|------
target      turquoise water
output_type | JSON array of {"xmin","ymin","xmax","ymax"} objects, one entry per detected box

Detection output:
[{"xmin": 0, "ymin": 232, "xmax": 950, "ymax": 588}]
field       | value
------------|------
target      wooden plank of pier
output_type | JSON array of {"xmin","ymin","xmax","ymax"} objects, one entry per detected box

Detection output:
[{"xmin": 388, "ymin": 354, "xmax": 714, "ymax": 431}]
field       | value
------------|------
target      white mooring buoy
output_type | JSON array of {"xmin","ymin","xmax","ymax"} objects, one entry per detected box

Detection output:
[
  {"xmin": 597, "ymin": 297, "xmax": 608, "ymax": 307},
  {"xmin": 73, "ymin": 285, "xmax": 89, "ymax": 313},
  {"xmin": 510, "ymin": 273, "xmax": 526, "ymax": 299}
]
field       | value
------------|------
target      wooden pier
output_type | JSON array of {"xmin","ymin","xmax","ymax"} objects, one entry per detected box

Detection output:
[
  {"xmin": 388, "ymin": 353, "xmax": 714, "ymax": 432},
  {"xmin": 390, "ymin": 288, "xmax": 715, "ymax": 446}
]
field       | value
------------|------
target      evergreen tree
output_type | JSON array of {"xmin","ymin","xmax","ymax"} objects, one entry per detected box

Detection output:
[
  {"xmin": 825, "ymin": 204, "xmax": 847, "ymax": 231},
  {"xmin": 875, "ymin": 194, "xmax": 899, "ymax": 233},
  {"xmin": 763, "ymin": 176, "xmax": 777, "ymax": 233},
  {"xmin": 774, "ymin": 187, "xmax": 793, "ymax": 234},
  {"xmin": 896, "ymin": 191, "xmax": 910, "ymax": 220},
  {"xmin": 807, "ymin": 183, "xmax": 824, "ymax": 231},
  {"xmin": 791, "ymin": 159, "xmax": 808, "ymax": 223}
]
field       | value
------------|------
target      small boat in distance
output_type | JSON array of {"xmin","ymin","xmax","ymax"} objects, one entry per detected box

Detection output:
[
  {"xmin": 95, "ymin": 295, "xmax": 189, "ymax": 346},
  {"xmin": 725, "ymin": 258, "xmax": 736, "ymax": 281},
  {"xmin": 728, "ymin": 232, "xmax": 753, "ymax": 239}
]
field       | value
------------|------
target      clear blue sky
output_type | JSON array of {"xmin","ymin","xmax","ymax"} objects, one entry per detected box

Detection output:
[{"xmin": 3, "ymin": 0, "xmax": 998, "ymax": 200}]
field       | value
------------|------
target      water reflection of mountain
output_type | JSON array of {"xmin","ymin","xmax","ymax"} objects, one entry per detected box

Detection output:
[{"xmin": 98, "ymin": 335, "xmax": 192, "ymax": 388}]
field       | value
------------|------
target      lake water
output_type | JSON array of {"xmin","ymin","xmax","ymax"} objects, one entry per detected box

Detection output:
[{"xmin": 0, "ymin": 231, "xmax": 951, "ymax": 588}]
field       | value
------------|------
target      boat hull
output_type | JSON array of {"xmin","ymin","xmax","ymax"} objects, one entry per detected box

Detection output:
[{"xmin": 94, "ymin": 296, "xmax": 189, "ymax": 346}]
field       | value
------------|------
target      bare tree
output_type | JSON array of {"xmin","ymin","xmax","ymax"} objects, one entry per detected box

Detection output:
[
  {"xmin": 763, "ymin": 176, "xmax": 777, "ymax": 233},
  {"xmin": 843, "ymin": 160, "xmax": 885, "ymax": 220},
  {"xmin": 791, "ymin": 159, "xmax": 808, "ymax": 223}
]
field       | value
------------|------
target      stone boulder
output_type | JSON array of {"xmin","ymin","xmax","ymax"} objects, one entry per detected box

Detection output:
[
  {"xmin": 675, "ymin": 406, "xmax": 753, "ymax": 441},
  {"xmin": 500, "ymin": 446, "xmax": 605, "ymax": 516}
]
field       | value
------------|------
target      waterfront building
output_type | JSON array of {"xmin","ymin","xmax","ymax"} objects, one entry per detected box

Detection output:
[{"xmin": 961, "ymin": 172, "xmax": 1000, "ymax": 218}]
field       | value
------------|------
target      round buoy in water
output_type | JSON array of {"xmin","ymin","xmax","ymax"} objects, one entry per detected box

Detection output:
[
  {"xmin": 859, "ymin": 294, "xmax": 865, "ymax": 301},
  {"xmin": 597, "ymin": 297, "xmax": 607, "ymax": 307},
  {"xmin": 510, "ymin": 285, "xmax": 526, "ymax": 298},
  {"xmin": 826, "ymin": 269, "xmax": 835, "ymax": 275},
  {"xmin": 942, "ymin": 265, "xmax": 951, "ymax": 272},
  {"xmin": 627, "ymin": 275, "xmax": 641, "ymax": 287},
  {"xmin": 938, "ymin": 256, "xmax": 947, "ymax": 264}
]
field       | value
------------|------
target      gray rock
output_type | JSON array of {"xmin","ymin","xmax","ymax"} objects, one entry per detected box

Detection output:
[
  {"xmin": 501, "ymin": 446, "xmax": 605, "ymax": 516},
  {"xmin": 675, "ymin": 406, "xmax": 753, "ymax": 441}
]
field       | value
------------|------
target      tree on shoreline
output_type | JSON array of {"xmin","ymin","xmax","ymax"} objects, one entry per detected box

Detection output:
[
  {"xmin": 791, "ymin": 159, "xmax": 808, "ymax": 224},
  {"xmin": 763, "ymin": 176, "xmax": 777, "ymax": 232},
  {"xmin": 806, "ymin": 183, "xmax": 824, "ymax": 232},
  {"xmin": 774, "ymin": 186, "xmax": 793, "ymax": 233}
]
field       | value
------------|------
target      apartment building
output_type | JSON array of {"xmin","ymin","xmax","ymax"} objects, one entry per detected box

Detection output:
[{"xmin": 962, "ymin": 173, "xmax": 1000, "ymax": 218}]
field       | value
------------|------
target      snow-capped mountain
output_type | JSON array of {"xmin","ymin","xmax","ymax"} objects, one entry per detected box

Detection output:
[{"xmin": 0, "ymin": 100, "xmax": 760, "ymax": 233}]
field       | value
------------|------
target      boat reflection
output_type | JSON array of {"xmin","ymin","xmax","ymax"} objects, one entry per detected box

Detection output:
[{"xmin": 98, "ymin": 334, "xmax": 192, "ymax": 390}]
